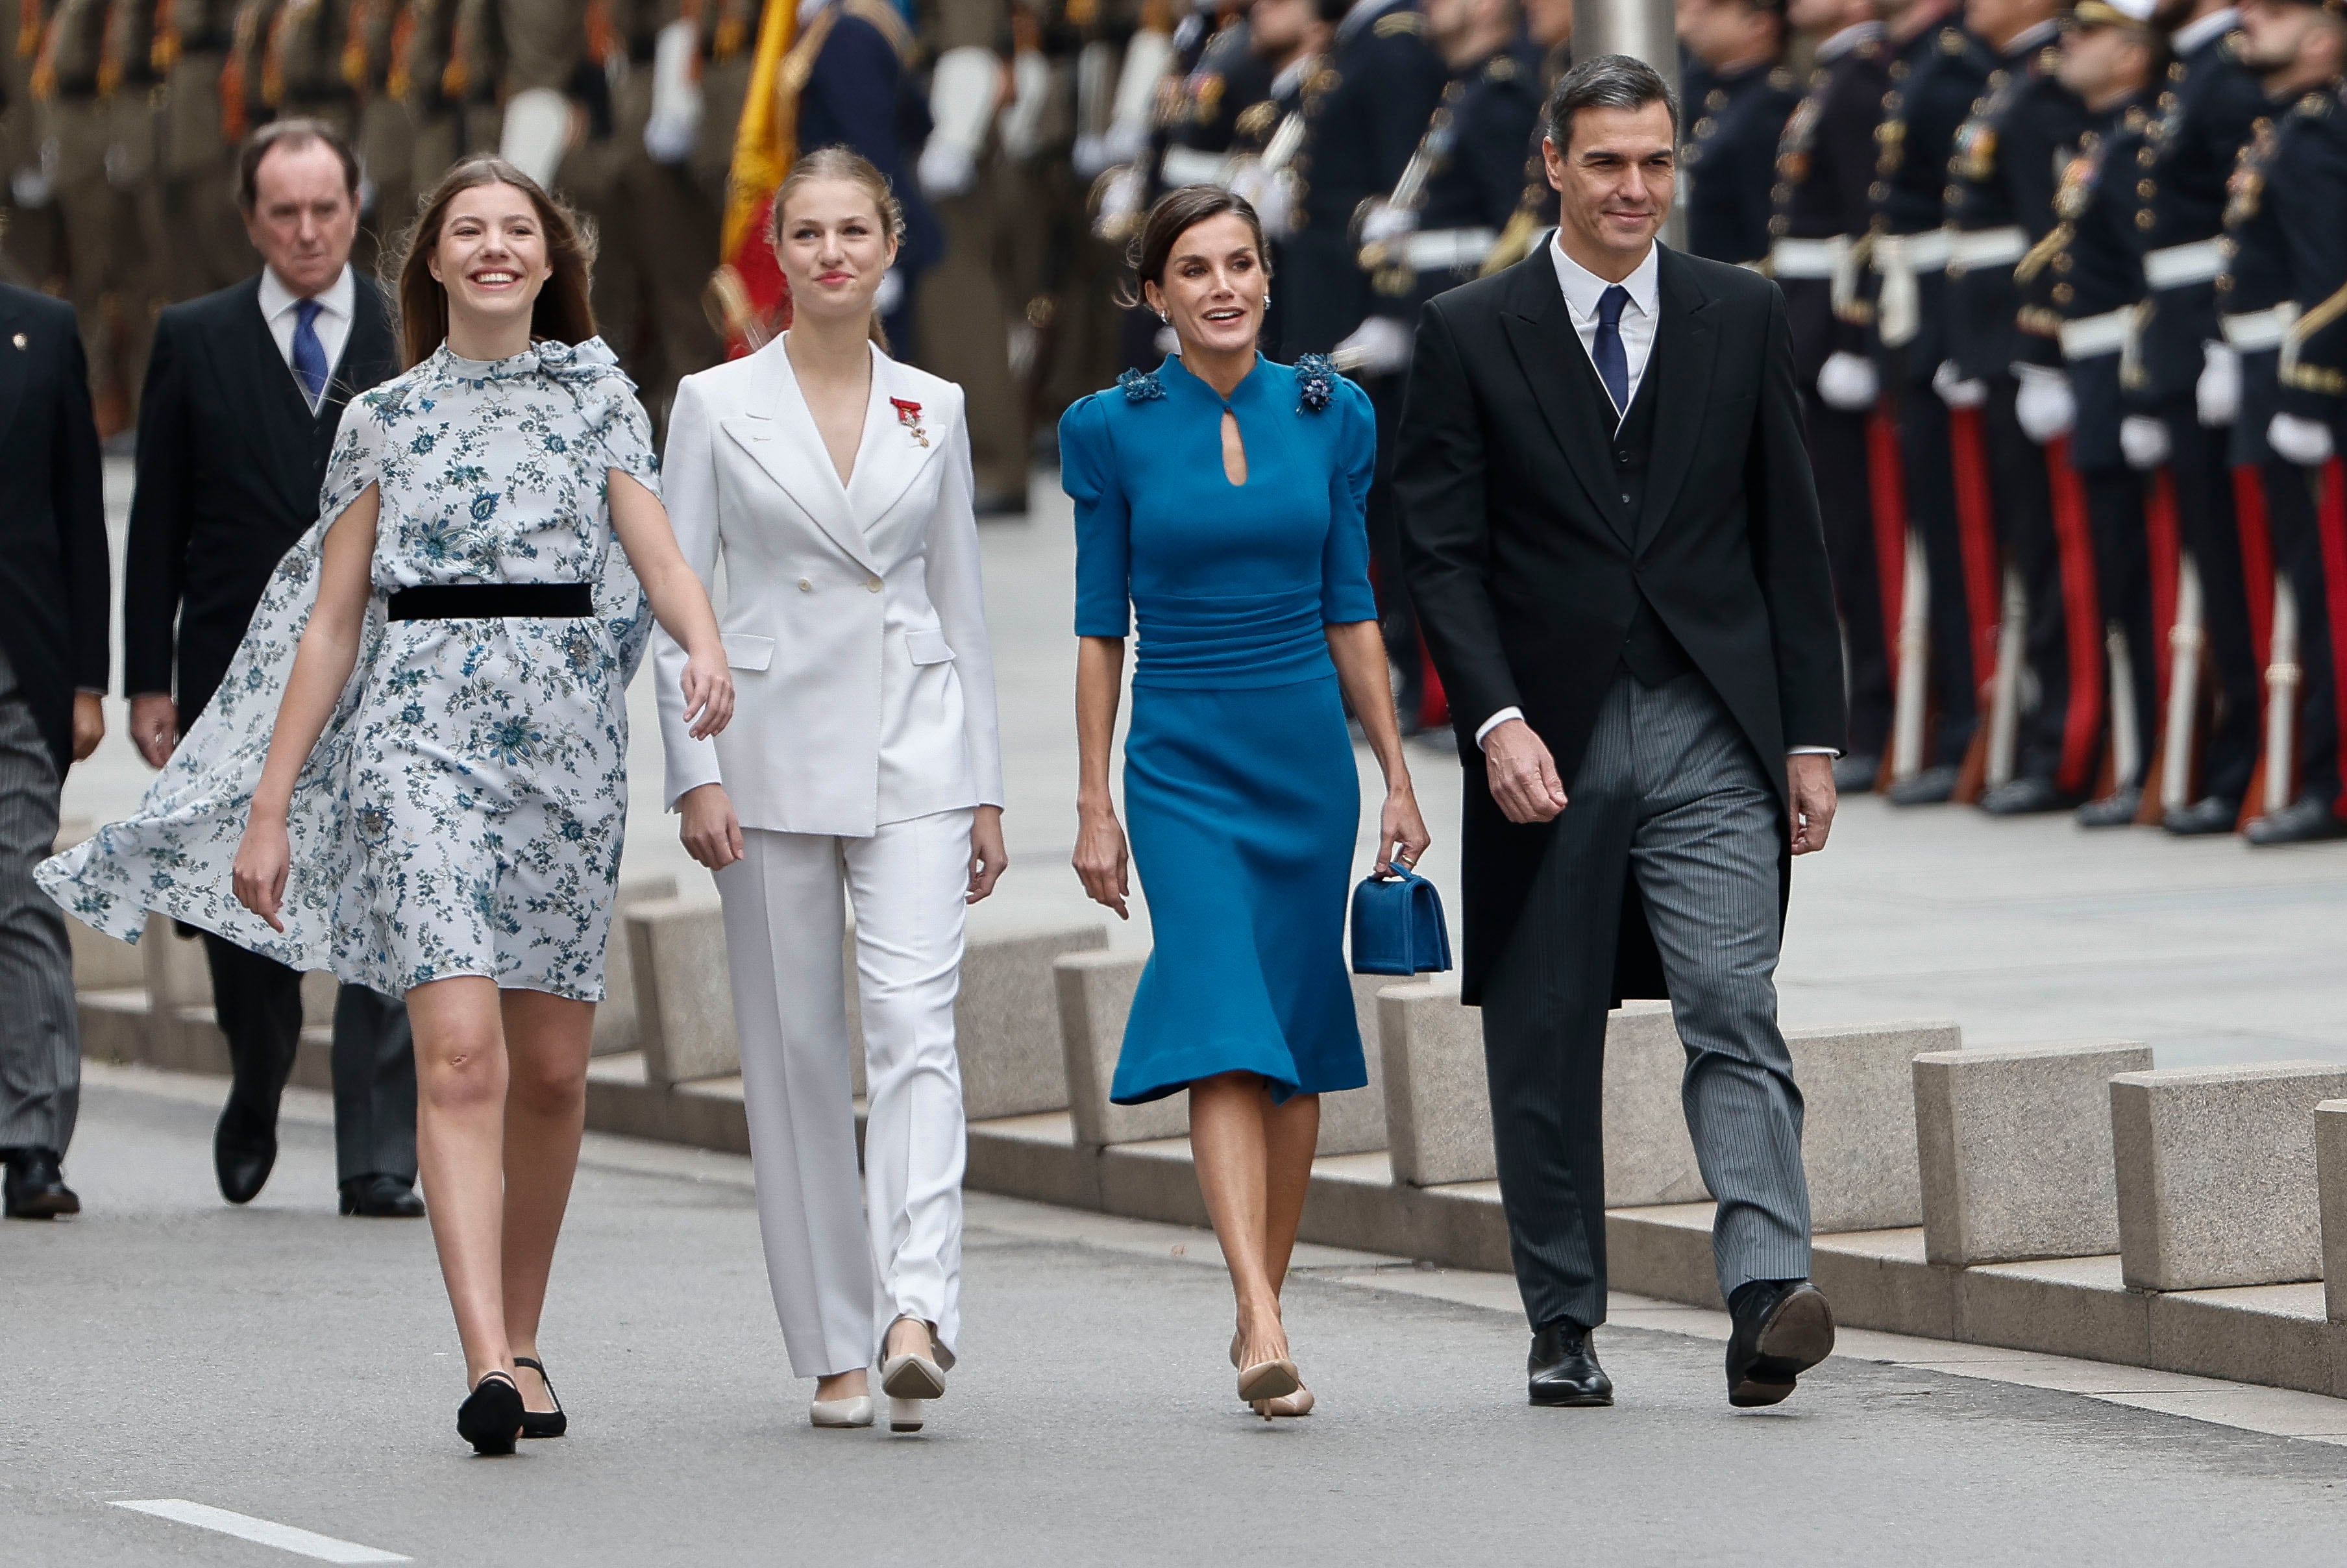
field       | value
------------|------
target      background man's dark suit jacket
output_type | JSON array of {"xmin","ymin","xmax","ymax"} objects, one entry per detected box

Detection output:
[
  {"xmin": 0, "ymin": 285, "xmax": 109, "ymax": 774},
  {"xmin": 123, "ymin": 274, "xmax": 399, "ymax": 720},
  {"xmin": 1394, "ymin": 243, "xmax": 1847, "ymax": 1003}
]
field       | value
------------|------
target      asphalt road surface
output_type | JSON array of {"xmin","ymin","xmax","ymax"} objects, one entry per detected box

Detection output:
[{"xmin": 8, "ymin": 1068, "xmax": 2347, "ymax": 1567}]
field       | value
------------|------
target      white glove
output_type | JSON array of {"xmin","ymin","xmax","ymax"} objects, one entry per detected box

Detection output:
[
  {"xmin": 1092, "ymin": 165, "xmax": 1146, "ymax": 239},
  {"xmin": 2196, "ymin": 341, "xmax": 2241, "ymax": 428},
  {"xmin": 2013, "ymin": 363, "xmax": 2074, "ymax": 444},
  {"xmin": 1332, "ymin": 315, "xmax": 1413, "ymax": 378},
  {"xmin": 1932, "ymin": 359, "xmax": 1989, "ymax": 409},
  {"xmin": 1230, "ymin": 163, "xmax": 1293, "ymax": 239},
  {"xmin": 997, "ymin": 49, "xmax": 1051, "ymax": 162},
  {"xmin": 1816, "ymin": 351, "xmax": 1878, "ymax": 411},
  {"xmin": 500, "ymin": 87, "xmax": 572, "ymax": 190},
  {"xmin": 1358, "ymin": 200, "xmax": 1417, "ymax": 247},
  {"xmin": 2120, "ymin": 413, "xmax": 2172, "ymax": 471},
  {"xmin": 1101, "ymin": 121, "xmax": 1149, "ymax": 171},
  {"xmin": 875, "ymin": 270, "xmax": 904, "ymax": 319},
  {"xmin": 1072, "ymin": 134, "xmax": 1113, "ymax": 180},
  {"xmin": 642, "ymin": 20, "xmax": 702, "ymax": 165},
  {"xmin": 923, "ymin": 45, "xmax": 998, "ymax": 197},
  {"xmin": 2268, "ymin": 411, "xmax": 2335, "ymax": 466},
  {"xmin": 918, "ymin": 140, "xmax": 977, "ymax": 201},
  {"xmin": 11, "ymin": 159, "xmax": 54, "ymax": 208}
]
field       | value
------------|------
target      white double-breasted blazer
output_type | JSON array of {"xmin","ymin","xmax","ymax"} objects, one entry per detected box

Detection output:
[{"xmin": 652, "ymin": 336, "xmax": 1004, "ymax": 838}]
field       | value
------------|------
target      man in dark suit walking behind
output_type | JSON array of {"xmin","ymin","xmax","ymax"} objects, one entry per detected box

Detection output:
[
  {"xmin": 1395, "ymin": 54, "xmax": 1848, "ymax": 1410},
  {"xmin": 122, "ymin": 119, "xmax": 423, "ymax": 1219},
  {"xmin": 0, "ymin": 283, "xmax": 108, "ymax": 1219}
]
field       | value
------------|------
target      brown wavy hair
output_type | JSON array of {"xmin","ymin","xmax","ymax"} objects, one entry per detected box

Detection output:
[
  {"xmin": 766, "ymin": 145, "xmax": 907, "ymax": 352},
  {"xmin": 386, "ymin": 154, "xmax": 598, "ymax": 369}
]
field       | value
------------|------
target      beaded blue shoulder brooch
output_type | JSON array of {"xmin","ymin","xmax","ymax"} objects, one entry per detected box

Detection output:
[
  {"xmin": 1294, "ymin": 354, "xmax": 1339, "ymax": 413},
  {"xmin": 1118, "ymin": 367, "xmax": 1165, "ymax": 402}
]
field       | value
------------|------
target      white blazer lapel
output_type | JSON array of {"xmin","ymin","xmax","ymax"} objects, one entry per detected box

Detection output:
[
  {"xmin": 848, "ymin": 350, "xmax": 948, "ymax": 532},
  {"xmin": 722, "ymin": 339, "xmax": 881, "ymax": 574}
]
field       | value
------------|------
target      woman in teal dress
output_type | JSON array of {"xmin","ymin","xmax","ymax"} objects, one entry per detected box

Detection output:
[{"xmin": 1063, "ymin": 186, "xmax": 1431, "ymax": 1418}]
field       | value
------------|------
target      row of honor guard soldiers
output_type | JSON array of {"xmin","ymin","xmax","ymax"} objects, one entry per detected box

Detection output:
[
  {"xmin": 1752, "ymin": 0, "xmax": 2347, "ymax": 845},
  {"xmin": 0, "ymin": 0, "xmax": 1210, "ymax": 514}
]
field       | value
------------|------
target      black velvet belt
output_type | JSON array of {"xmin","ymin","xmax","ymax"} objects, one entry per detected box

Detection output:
[{"xmin": 387, "ymin": 584, "xmax": 595, "ymax": 621}]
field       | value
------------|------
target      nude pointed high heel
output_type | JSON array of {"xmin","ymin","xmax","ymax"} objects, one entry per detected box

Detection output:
[
  {"xmin": 879, "ymin": 1317, "xmax": 948, "ymax": 1403},
  {"xmin": 1230, "ymin": 1329, "xmax": 1301, "ymax": 1408},
  {"xmin": 1251, "ymin": 1385, "xmax": 1315, "ymax": 1419}
]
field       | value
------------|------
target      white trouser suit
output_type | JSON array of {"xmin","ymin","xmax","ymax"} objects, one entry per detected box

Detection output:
[{"xmin": 654, "ymin": 338, "xmax": 1004, "ymax": 1376}]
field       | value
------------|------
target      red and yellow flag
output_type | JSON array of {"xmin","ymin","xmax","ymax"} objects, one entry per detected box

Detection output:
[{"xmin": 706, "ymin": 0, "xmax": 801, "ymax": 356}]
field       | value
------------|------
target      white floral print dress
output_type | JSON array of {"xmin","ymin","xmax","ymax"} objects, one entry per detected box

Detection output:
[{"xmin": 39, "ymin": 337, "xmax": 658, "ymax": 1002}]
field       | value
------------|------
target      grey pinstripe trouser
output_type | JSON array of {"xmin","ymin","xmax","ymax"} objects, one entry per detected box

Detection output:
[
  {"xmin": 0, "ymin": 645, "xmax": 80, "ymax": 1155},
  {"xmin": 1481, "ymin": 670, "xmax": 1813, "ymax": 1331}
]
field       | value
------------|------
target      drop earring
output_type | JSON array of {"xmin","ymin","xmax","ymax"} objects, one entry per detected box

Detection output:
[{"xmin": 1157, "ymin": 309, "xmax": 1169, "ymax": 322}]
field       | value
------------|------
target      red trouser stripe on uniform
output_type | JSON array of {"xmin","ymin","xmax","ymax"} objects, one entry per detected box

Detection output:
[
  {"xmin": 2046, "ymin": 436, "xmax": 2106, "ymax": 797},
  {"xmin": 2318, "ymin": 459, "xmax": 2347, "ymax": 817},
  {"xmin": 2233, "ymin": 465, "xmax": 2274, "ymax": 666},
  {"xmin": 1866, "ymin": 404, "xmax": 1906, "ymax": 665},
  {"xmin": 1948, "ymin": 408, "xmax": 2002, "ymax": 693},
  {"xmin": 2146, "ymin": 467, "xmax": 2183, "ymax": 710}
]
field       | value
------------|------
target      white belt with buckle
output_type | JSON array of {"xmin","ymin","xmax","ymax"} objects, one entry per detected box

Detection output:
[
  {"xmin": 2220, "ymin": 303, "xmax": 2297, "ymax": 352},
  {"xmin": 2060, "ymin": 307, "xmax": 2136, "ymax": 360},
  {"xmin": 1404, "ymin": 227, "xmax": 1497, "ymax": 273},
  {"xmin": 1157, "ymin": 146, "xmax": 1230, "ymax": 188},
  {"xmin": 2144, "ymin": 238, "xmax": 2227, "ymax": 291},
  {"xmin": 1873, "ymin": 228, "xmax": 1954, "ymax": 275},
  {"xmin": 1947, "ymin": 225, "xmax": 2027, "ymax": 275}
]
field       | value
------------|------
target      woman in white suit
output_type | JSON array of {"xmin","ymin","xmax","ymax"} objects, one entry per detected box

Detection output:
[{"xmin": 653, "ymin": 147, "xmax": 1007, "ymax": 1436}]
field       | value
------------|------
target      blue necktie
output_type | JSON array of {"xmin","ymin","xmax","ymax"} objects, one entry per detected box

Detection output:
[
  {"xmin": 291, "ymin": 297, "xmax": 329, "ymax": 411},
  {"xmin": 1593, "ymin": 284, "xmax": 1630, "ymax": 417}
]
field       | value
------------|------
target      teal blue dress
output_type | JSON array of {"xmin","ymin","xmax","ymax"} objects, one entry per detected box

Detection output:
[{"xmin": 1060, "ymin": 354, "xmax": 1378, "ymax": 1105}]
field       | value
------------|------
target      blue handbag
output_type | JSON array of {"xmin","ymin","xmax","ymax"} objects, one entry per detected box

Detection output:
[{"xmin": 1349, "ymin": 863, "xmax": 1453, "ymax": 977}]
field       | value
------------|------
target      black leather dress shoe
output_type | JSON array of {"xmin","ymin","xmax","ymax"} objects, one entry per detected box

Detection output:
[
  {"xmin": 1725, "ymin": 1280, "xmax": 1835, "ymax": 1407},
  {"xmin": 214, "ymin": 1105, "xmax": 276, "ymax": 1206},
  {"xmin": 1832, "ymin": 753, "xmax": 1881, "ymax": 794},
  {"xmin": 2074, "ymin": 787, "xmax": 2143, "ymax": 829},
  {"xmin": 1527, "ymin": 1321, "xmax": 1613, "ymax": 1407},
  {"xmin": 2247, "ymin": 796, "xmax": 2347, "ymax": 846},
  {"xmin": 3, "ymin": 1148, "xmax": 80, "ymax": 1219},
  {"xmin": 1979, "ymin": 776, "xmax": 2076, "ymax": 816},
  {"xmin": 2162, "ymin": 795, "xmax": 2241, "ymax": 837},
  {"xmin": 339, "ymin": 1174, "xmax": 426, "ymax": 1218},
  {"xmin": 1886, "ymin": 765, "xmax": 1959, "ymax": 806}
]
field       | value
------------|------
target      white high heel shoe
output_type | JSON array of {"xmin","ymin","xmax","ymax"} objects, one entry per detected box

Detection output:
[
  {"xmin": 879, "ymin": 1317, "xmax": 947, "ymax": 1433},
  {"xmin": 809, "ymin": 1394, "xmax": 874, "ymax": 1428}
]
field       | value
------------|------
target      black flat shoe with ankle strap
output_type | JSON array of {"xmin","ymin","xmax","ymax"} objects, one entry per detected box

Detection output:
[
  {"xmin": 456, "ymin": 1371, "xmax": 524, "ymax": 1455},
  {"xmin": 513, "ymin": 1357, "xmax": 567, "ymax": 1439}
]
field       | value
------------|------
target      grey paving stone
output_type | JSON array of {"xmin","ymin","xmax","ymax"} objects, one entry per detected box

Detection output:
[
  {"xmin": 623, "ymin": 900, "xmax": 739, "ymax": 1085},
  {"xmin": 2110, "ymin": 1062, "xmax": 2347, "ymax": 1291},
  {"xmin": 1914, "ymin": 1038, "xmax": 2152, "ymax": 1266},
  {"xmin": 1788, "ymin": 1020, "xmax": 1960, "ymax": 1232}
]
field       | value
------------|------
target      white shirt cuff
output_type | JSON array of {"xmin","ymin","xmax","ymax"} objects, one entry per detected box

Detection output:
[
  {"xmin": 1473, "ymin": 707, "xmax": 1525, "ymax": 749},
  {"xmin": 1788, "ymin": 746, "xmax": 1840, "ymax": 757}
]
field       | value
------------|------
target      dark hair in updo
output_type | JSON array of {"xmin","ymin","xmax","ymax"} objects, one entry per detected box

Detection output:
[{"xmin": 1119, "ymin": 185, "xmax": 1273, "ymax": 308}]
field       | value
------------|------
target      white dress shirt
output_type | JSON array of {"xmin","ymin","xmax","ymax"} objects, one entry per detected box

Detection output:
[
  {"xmin": 256, "ymin": 263, "xmax": 356, "ymax": 412},
  {"xmin": 1548, "ymin": 232, "xmax": 1659, "ymax": 419},
  {"xmin": 1473, "ymin": 236, "xmax": 1835, "ymax": 758}
]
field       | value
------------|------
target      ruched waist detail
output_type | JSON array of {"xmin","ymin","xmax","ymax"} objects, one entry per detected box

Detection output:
[{"xmin": 1131, "ymin": 586, "xmax": 1335, "ymax": 688}]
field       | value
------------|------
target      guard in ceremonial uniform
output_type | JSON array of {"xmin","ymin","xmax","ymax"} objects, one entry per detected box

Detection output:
[
  {"xmin": 149, "ymin": 0, "xmax": 249, "ymax": 297},
  {"xmin": 1947, "ymin": 0, "xmax": 2096, "ymax": 816},
  {"xmin": 1288, "ymin": 0, "xmax": 1442, "ymax": 703},
  {"xmin": 37, "ymin": 0, "xmax": 146, "ymax": 419},
  {"xmin": 1223, "ymin": 0, "xmax": 1324, "ymax": 356},
  {"xmin": 2015, "ymin": 0, "xmax": 2161, "ymax": 822},
  {"xmin": 3, "ymin": 0, "xmax": 69, "ymax": 289},
  {"xmin": 1679, "ymin": 0, "xmax": 1797, "ymax": 269},
  {"xmin": 1366, "ymin": 0, "xmax": 1540, "ymax": 314},
  {"xmin": 1479, "ymin": 0, "xmax": 1566, "ymax": 272},
  {"xmin": 2131, "ymin": 0, "xmax": 2268, "ymax": 833},
  {"xmin": 1867, "ymin": 0, "xmax": 1993, "ymax": 802},
  {"xmin": 2244, "ymin": 0, "xmax": 2347, "ymax": 842},
  {"xmin": 1773, "ymin": 0, "xmax": 1893, "ymax": 786},
  {"xmin": 915, "ymin": 0, "xmax": 1026, "ymax": 511}
]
